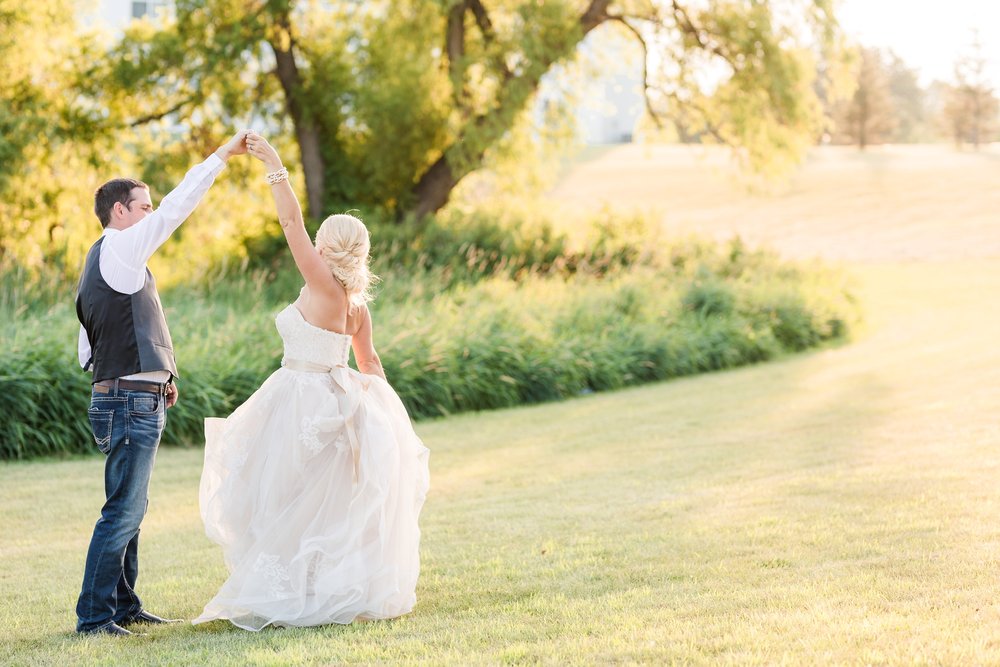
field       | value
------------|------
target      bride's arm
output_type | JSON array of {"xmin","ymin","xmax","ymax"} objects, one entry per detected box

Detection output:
[
  {"xmin": 351, "ymin": 306, "xmax": 386, "ymax": 380},
  {"xmin": 246, "ymin": 133, "xmax": 336, "ymax": 291}
]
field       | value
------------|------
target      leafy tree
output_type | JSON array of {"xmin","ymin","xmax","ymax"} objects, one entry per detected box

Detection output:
[
  {"xmin": 831, "ymin": 47, "xmax": 895, "ymax": 149},
  {"xmin": 83, "ymin": 0, "xmax": 846, "ymax": 221},
  {"xmin": 0, "ymin": 2, "xmax": 66, "ymax": 189},
  {"xmin": 942, "ymin": 36, "xmax": 999, "ymax": 150},
  {"xmin": 0, "ymin": 1, "xmax": 282, "ymax": 283},
  {"xmin": 885, "ymin": 51, "xmax": 927, "ymax": 143},
  {"xmin": 0, "ymin": 0, "xmax": 109, "ymax": 272}
]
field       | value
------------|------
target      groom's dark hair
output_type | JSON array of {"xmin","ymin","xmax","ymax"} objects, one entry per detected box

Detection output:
[{"xmin": 94, "ymin": 178, "xmax": 149, "ymax": 228}]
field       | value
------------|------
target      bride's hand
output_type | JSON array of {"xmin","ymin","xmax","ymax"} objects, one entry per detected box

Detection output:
[{"xmin": 246, "ymin": 132, "xmax": 283, "ymax": 172}]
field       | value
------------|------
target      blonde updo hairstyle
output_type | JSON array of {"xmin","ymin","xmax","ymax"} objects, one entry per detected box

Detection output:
[{"xmin": 314, "ymin": 213, "xmax": 378, "ymax": 307}]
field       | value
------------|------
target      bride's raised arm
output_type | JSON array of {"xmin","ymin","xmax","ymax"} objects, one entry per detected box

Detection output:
[{"xmin": 245, "ymin": 132, "xmax": 338, "ymax": 292}]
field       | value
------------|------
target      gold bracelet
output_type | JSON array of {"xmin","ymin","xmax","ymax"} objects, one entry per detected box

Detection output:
[{"xmin": 265, "ymin": 167, "xmax": 289, "ymax": 185}]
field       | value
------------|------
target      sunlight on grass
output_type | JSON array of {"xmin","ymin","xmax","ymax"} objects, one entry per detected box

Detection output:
[
  {"xmin": 548, "ymin": 144, "xmax": 1000, "ymax": 263},
  {"xmin": 3, "ymin": 260, "xmax": 1000, "ymax": 665}
]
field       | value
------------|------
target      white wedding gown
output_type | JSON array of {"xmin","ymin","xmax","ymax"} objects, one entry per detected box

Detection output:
[{"xmin": 193, "ymin": 304, "xmax": 430, "ymax": 630}]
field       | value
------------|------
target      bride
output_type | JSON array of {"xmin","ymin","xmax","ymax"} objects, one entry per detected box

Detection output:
[{"xmin": 193, "ymin": 132, "xmax": 430, "ymax": 630}]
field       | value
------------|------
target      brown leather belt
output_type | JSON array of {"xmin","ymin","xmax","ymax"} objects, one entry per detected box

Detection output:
[{"xmin": 93, "ymin": 379, "xmax": 169, "ymax": 395}]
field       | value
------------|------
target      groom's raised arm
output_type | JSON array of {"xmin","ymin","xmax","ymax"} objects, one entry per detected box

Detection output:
[
  {"xmin": 100, "ymin": 130, "xmax": 250, "ymax": 289},
  {"xmin": 78, "ymin": 130, "xmax": 250, "ymax": 370}
]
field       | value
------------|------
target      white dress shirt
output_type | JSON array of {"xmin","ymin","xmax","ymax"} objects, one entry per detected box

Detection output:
[{"xmin": 78, "ymin": 154, "xmax": 226, "ymax": 382}]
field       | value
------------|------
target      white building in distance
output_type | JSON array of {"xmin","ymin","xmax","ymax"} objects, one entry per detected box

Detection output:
[{"xmin": 85, "ymin": 0, "xmax": 170, "ymax": 29}]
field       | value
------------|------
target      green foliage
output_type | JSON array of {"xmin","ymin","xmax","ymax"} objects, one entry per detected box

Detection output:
[
  {"xmin": 0, "ymin": 1, "xmax": 76, "ymax": 186},
  {"xmin": 663, "ymin": 1, "xmax": 844, "ymax": 178},
  {"xmin": 0, "ymin": 1, "xmax": 111, "ymax": 274},
  {"xmin": 682, "ymin": 277, "xmax": 736, "ymax": 318},
  {"xmin": 0, "ymin": 210, "xmax": 857, "ymax": 460},
  {"xmin": 0, "ymin": 1, "xmax": 849, "ymax": 282},
  {"xmin": 62, "ymin": 0, "xmax": 845, "ymax": 221},
  {"xmin": 0, "ymin": 345, "xmax": 92, "ymax": 460},
  {"xmin": 358, "ymin": 203, "xmax": 659, "ymax": 291}
]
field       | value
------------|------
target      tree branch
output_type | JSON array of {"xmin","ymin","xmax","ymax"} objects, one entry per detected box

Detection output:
[
  {"xmin": 128, "ymin": 98, "xmax": 195, "ymax": 127},
  {"xmin": 446, "ymin": 0, "xmax": 470, "ymax": 110},
  {"xmin": 670, "ymin": 1, "xmax": 739, "ymax": 70},
  {"xmin": 467, "ymin": 0, "xmax": 495, "ymax": 42},
  {"xmin": 666, "ymin": 90, "xmax": 727, "ymax": 145},
  {"xmin": 411, "ymin": 0, "xmax": 615, "ymax": 217},
  {"xmin": 446, "ymin": 1, "xmax": 467, "ymax": 74},
  {"xmin": 580, "ymin": 0, "xmax": 613, "ymax": 32},
  {"xmin": 468, "ymin": 0, "xmax": 513, "ymax": 82},
  {"xmin": 606, "ymin": 14, "xmax": 662, "ymax": 129}
]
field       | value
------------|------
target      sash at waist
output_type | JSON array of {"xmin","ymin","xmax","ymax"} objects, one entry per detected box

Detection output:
[{"xmin": 282, "ymin": 358, "xmax": 345, "ymax": 373}]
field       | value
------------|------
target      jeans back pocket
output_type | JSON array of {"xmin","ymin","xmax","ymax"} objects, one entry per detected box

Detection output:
[{"xmin": 88, "ymin": 408, "xmax": 114, "ymax": 455}]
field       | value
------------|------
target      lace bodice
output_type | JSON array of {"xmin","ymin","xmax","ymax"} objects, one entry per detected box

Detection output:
[{"xmin": 276, "ymin": 304, "xmax": 351, "ymax": 368}]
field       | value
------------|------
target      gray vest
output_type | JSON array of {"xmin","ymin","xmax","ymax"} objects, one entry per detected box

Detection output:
[{"xmin": 75, "ymin": 236, "xmax": 178, "ymax": 383}]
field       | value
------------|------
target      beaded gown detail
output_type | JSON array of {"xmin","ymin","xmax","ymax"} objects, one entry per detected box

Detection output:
[{"xmin": 193, "ymin": 304, "xmax": 430, "ymax": 630}]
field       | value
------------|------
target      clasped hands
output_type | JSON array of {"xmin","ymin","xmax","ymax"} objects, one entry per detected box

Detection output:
[{"xmin": 214, "ymin": 129, "xmax": 284, "ymax": 175}]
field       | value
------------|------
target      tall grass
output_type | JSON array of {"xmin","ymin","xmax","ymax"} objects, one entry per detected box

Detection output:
[{"xmin": 0, "ymin": 211, "xmax": 858, "ymax": 460}]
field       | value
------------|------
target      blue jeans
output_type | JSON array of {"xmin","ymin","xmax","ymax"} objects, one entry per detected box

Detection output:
[{"xmin": 76, "ymin": 384, "xmax": 166, "ymax": 632}]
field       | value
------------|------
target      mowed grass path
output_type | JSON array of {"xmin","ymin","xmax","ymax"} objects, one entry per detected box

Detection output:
[{"xmin": 4, "ymin": 146, "xmax": 1000, "ymax": 664}]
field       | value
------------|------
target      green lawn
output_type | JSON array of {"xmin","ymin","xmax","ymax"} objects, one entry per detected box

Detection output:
[
  {"xmin": 5, "ymin": 143, "xmax": 1000, "ymax": 665},
  {"xmin": 3, "ymin": 260, "xmax": 1000, "ymax": 665}
]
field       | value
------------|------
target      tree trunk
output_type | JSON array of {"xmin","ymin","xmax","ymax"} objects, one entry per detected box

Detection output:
[
  {"xmin": 411, "ymin": 155, "xmax": 464, "ymax": 220},
  {"xmin": 269, "ymin": 14, "xmax": 326, "ymax": 220},
  {"xmin": 972, "ymin": 94, "xmax": 981, "ymax": 150},
  {"xmin": 290, "ymin": 112, "xmax": 327, "ymax": 218},
  {"xmin": 857, "ymin": 91, "xmax": 867, "ymax": 150},
  {"xmin": 408, "ymin": 0, "xmax": 612, "ymax": 219}
]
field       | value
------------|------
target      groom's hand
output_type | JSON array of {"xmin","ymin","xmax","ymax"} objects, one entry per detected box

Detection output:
[
  {"xmin": 165, "ymin": 382, "xmax": 179, "ymax": 409},
  {"xmin": 214, "ymin": 129, "xmax": 251, "ymax": 162}
]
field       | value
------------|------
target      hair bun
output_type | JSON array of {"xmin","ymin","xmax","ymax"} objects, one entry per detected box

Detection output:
[{"xmin": 313, "ymin": 213, "xmax": 380, "ymax": 306}]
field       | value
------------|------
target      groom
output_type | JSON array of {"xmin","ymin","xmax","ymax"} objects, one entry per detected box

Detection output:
[{"xmin": 74, "ymin": 130, "xmax": 249, "ymax": 636}]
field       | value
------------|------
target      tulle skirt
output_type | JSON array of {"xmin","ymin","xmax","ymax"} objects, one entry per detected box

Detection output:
[{"xmin": 193, "ymin": 365, "xmax": 430, "ymax": 630}]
